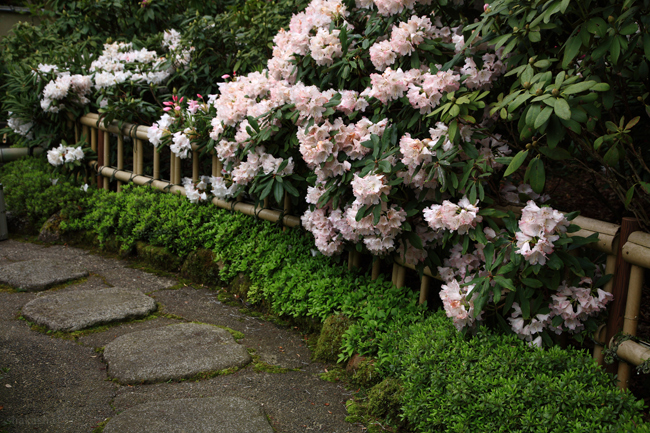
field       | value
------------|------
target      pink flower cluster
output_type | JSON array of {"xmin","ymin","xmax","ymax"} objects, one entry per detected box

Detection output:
[
  {"xmin": 440, "ymin": 279, "xmax": 480, "ymax": 331},
  {"xmin": 369, "ymin": 16, "xmax": 434, "ymax": 70},
  {"xmin": 549, "ymin": 280, "xmax": 613, "ymax": 333},
  {"xmin": 268, "ymin": 0, "xmax": 349, "ymax": 81},
  {"xmin": 182, "ymin": 177, "xmax": 209, "ymax": 203},
  {"xmin": 508, "ymin": 302, "xmax": 550, "ymax": 347},
  {"xmin": 423, "ymin": 196, "xmax": 482, "ymax": 235},
  {"xmin": 515, "ymin": 201, "xmax": 569, "ymax": 266},
  {"xmin": 351, "ymin": 173, "xmax": 391, "ymax": 206},
  {"xmin": 460, "ymin": 53, "xmax": 507, "ymax": 90}
]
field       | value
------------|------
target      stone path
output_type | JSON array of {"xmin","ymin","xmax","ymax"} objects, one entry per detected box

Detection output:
[{"xmin": 0, "ymin": 240, "xmax": 362, "ymax": 433}]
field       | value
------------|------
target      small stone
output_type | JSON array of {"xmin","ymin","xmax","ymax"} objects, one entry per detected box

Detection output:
[
  {"xmin": 38, "ymin": 212, "xmax": 63, "ymax": 243},
  {"xmin": 0, "ymin": 258, "xmax": 88, "ymax": 292},
  {"xmin": 22, "ymin": 288, "xmax": 156, "ymax": 331},
  {"xmin": 103, "ymin": 323, "xmax": 251, "ymax": 384},
  {"xmin": 103, "ymin": 397, "xmax": 274, "ymax": 433}
]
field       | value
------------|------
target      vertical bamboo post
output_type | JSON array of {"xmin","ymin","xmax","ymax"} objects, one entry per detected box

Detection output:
[
  {"xmin": 395, "ymin": 264, "xmax": 406, "ymax": 288},
  {"xmin": 617, "ymin": 265, "xmax": 645, "ymax": 389},
  {"xmin": 283, "ymin": 192, "xmax": 291, "ymax": 230},
  {"xmin": 419, "ymin": 275, "xmax": 431, "ymax": 305},
  {"xmin": 263, "ymin": 197, "xmax": 269, "ymax": 209},
  {"xmin": 175, "ymin": 155, "xmax": 182, "ymax": 185},
  {"xmin": 117, "ymin": 136, "xmax": 124, "ymax": 192},
  {"xmin": 212, "ymin": 155, "xmax": 219, "ymax": 177},
  {"xmin": 347, "ymin": 250, "xmax": 360, "ymax": 271},
  {"xmin": 169, "ymin": 151, "xmax": 176, "ymax": 184},
  {"xmin": 90, "ymin": 126, "xmax": 97, "ymax": 152},
  {"xmin": 371, "ymin": 259, "xmax": 381, "ymax": 280},
  {"xmin": 82, "ymin": 125, "xmax": 89, "ymax": 148},
  {"xmin": 192, "ymin": 151, "xmax": 199, "ymax": 182},
  {"xmin": 391, "ymin": 262, "xmax": 399, "ymax": 285},
  {"xmin": 153, "ymin": 146, "xmax": 160, "ymax": 180},
  {"xmin": 137, "ymin": 139, "xmax": 144, "ymax": 175},
  {"xmin": 103, "ymin": 131, "xmax": 110, "ymax": 190},
  {"xmin": 134, "ymin": 139, "xmax": 143, "ymax": 175},
  {"xmin": 96, "ymin": 128, "xmax": 103, "ymax": 190},
  {"xmin": 606, "ymin": 218, "xmax": 641, "ymax": 375}
]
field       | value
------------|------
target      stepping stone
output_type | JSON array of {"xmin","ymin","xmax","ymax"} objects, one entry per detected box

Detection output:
[
  {"xmin": 104, "ymin": 323, "xmax": 251, "ymax": 384},
  {"xmin": 0, "ymin": 258, "xmax": 88, "ymax": 291},
  {"xmin": 103, "ymin": 397, "xmax": 274, "ymax": 433},
  {"xmin": 22, "ymin": 287, "xmax": 156, "ymax": 332}
]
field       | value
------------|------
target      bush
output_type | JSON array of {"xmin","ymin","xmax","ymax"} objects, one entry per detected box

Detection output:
[
  {"xmin": 0, "ymin": 156, "xmax": 91, "ymax": 231},
  {"xmin": 381, "ymin": 310, "xmax": 648, "ymax": 433}
]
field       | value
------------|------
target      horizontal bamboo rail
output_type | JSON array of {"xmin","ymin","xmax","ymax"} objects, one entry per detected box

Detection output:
[{"xmin": 92, "ymin": 164, "xmax": 301, "ymax": 227}]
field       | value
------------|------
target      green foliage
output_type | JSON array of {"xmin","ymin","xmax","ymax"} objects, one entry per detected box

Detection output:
[
  {"xmin": 477, "ymin": 0, "xmax": 650, "ymax": 228},
  {"xmin": 0, "ymin": 156, "xmax": 91, "ymax": 230},
  {"xmin": 380, "ymin": 310, "xmax": 648, "ymax": 433}
]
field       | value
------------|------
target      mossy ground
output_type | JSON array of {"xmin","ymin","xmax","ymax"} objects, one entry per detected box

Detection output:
[
  {"xmin": 313, "ymin": 314, "xmax": 351, "ymax": 363},
  {"xmin": 345, "ymin": 378, "xmax": 409, "ymax": 432}
]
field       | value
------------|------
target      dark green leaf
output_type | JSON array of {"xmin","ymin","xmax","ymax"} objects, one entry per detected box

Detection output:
[{"xmin": 504, "ymin": 150, "xmax": 529, "ymax": 177}]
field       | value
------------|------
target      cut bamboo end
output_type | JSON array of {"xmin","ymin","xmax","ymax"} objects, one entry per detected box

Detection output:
[
  {"xmin": 616, "ymin": 340, "xmax": 650, "ymax": 367},
  {"xmin": 622, "ymin": 236, "xmax": 650, "ymax": 268}
]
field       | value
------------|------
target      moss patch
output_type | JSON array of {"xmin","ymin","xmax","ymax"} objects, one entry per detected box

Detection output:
[
  {"xmin": 136, "ymin": 242, "xmax": 183, "ymax": 272},
  {"xmin": 247, "ymin": 348, "xmax": 299, "ymax": 374},
  {"xmin": 91, "ymin": 418, "xmax": 110, "ymax": 433},
  {"xmin": 313, "ymin": 314, "xmax": 351, "ymax": 363},
  {"xmin": 345, "ymin": 378, "xmax": 408, "ymax": 432},
  {"xmin": 350, "ymin": 358, "xmax": 380, "ymax": 389},
  {"xmin": 180, "ymin": 248, "xmax": 222, "ymax": 286},
  {"xmin": 320, "ymin": 367, "xmax": 346, "ymax": 383}
]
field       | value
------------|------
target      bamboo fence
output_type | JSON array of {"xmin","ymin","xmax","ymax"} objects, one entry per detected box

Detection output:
[{"xmin": 77, "ymin": 113, "xmax": 649, "ymax": 388}]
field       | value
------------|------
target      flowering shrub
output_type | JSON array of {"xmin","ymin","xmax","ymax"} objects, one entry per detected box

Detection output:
[{"xmin": 135, "ymin": 0, "xmax": 625, "ymax": 344}]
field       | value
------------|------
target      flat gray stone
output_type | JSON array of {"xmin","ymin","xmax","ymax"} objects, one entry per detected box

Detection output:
[
  {"xmin": 0, "ymin": 258, "xmax": 88, "ymax": 291},
  {"xmin": 104, "ymin": 323, "xmax": 251, "ymax": 384},
  {"xmin": 104, "ymin": 397, "xmax": 273, "ymax": 433},
  {"xmin": 22, "ymin": 287, "xmax": 156, "ymax": 331}
]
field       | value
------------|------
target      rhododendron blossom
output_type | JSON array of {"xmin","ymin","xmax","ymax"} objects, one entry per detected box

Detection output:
[
  {"xmin": 47, "ymin": 144, "xmax": 84, "ymax": 166},
  {"xmin": 423, "ymin": 196, "xmax": 482, "ymax": 234},
  {"xmin": 515, "ymin": 201, "xmax": 569, "ymax": 265},
  {"xmin": 440, "ymin": 279, "xmax": 480, "ymax": 331},
  {"xmin": 549, "ymin": 280, "xmax": 613, "ymax": 333}
]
